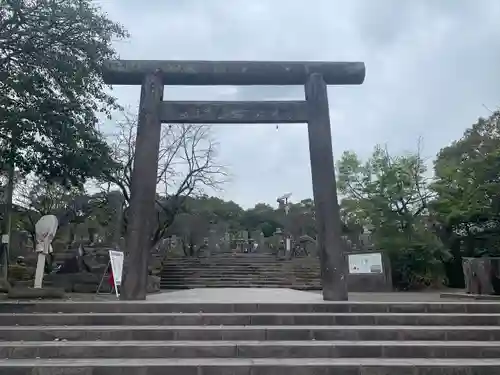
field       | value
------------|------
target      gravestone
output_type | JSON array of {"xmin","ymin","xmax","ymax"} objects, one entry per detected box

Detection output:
[
  {"xmin": 463, "ymin": 257, "xmax": 500, "ymax": 295},
  {"xmin": 221, "ymin": 232, "xmax": 231, "ymax": 253}
]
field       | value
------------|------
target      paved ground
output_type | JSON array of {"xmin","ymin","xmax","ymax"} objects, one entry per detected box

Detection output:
[
  {"xmin": 146, "ymin": 288, "xmax": 454, "ymax": 303},
  {"xmin": 1, "ymin": 288, "xmax": 465, "ymax": 302}
]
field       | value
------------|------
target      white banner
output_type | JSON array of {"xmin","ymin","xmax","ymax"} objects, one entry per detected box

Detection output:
[{"xmin": 109, "ymin": 250, "xmax": 124, "ymax": 287}]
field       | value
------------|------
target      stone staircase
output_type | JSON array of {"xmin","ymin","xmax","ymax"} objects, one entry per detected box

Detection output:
[
  {"xmin": 161, "ymin": 253, "xmax": 322, "ymax": 290},
  {"xmin": 1, "ymin": 300, "xmax": 500, "ymax": 373}
]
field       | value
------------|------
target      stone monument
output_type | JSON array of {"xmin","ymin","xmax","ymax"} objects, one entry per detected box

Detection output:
[{"xmin": 33, "ymin": 215, "xmax": 58, "ymax": 289}]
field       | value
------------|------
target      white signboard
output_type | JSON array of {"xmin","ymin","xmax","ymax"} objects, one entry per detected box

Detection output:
[
  {"xmin": 109, "ymin": 250, "xmax": 124, "ymax": 297},
  {"xmin": 348, "ymin": 252, "xmax": 383, "ymax": 274}
]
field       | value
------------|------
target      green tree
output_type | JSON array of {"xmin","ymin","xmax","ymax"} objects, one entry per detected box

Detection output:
[
  {"xmin": 337, "ymin": 145, "xmax": 449, "ymax": 289},
  {"xmin": 0, "ymin": 0, "xmax": 127, "ymax": 185},
  {"xmin": 431, "ymin": 110, "xmax": 500, "ymax": 285},
  {"xmin": 287, "ymin": 199, "xmax": 316, "ymax": 239},
  {"xmin": 14, "ymin": 177, "xmax": 98, "ymax": 246},
  {"xmin": 241, "ymin": 203, "xmax": 281, "ymax": 236}
]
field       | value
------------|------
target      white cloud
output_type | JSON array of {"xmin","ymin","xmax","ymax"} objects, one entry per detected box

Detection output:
[{"xmin": 95, "ymin": 0, "xmax": 500, "ymax": 208}]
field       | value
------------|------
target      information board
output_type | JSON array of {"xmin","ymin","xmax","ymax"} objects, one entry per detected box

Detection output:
[
  {"xmin": 348, "ymin": 252, "xmax": 383, "ymax": 274},
  {"xmin": 109, "ymin": 250, "xmax": 124, "ymax": 297}
]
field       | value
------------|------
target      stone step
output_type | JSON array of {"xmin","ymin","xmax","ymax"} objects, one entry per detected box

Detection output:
[
  {"xmin": 2, "ymin": 312, "xmax": 499, "ymax": 326},
  {"xmin": 160, "ymin": 279, "xmax": 320, "ymax": 283},
  {"xmin": 161, "ymin": 274, "xmax": 320, "ymax": 279},
  {"xmin": 2, "ymin": 301, "xmax": 500, "ymax": 314},
  {"xmin": 162, "ymin": 261, "xmax": 318, "ymax": 265},
  {"xmin": 160, "ymin": 285, "xmax": 322, "ymax": 291},
  {"xmin": 161, "ymin": 268, "xmax": 319, "ymax": 272},
  {"xmin": 165, "ymin": 257, "xmax": 317, "ymax": 260},
  {"xmin": 159, "ymin": 281, "xmax": 305, "ymax": 285},
  {"xmin": 160, "ymin": 276, "xmax": 319, "ymax": 281},
  {"xmin": 162, "ymin": 263, "xmax": 319, "ymax": 267},
  {"xmin": 160, "ymin": 285, "xmax": 321, "ymax": 291},
  {"xmin": 160, "ymin": 272, "xmax": 320, "ymax": 276},
  {"xmin": 160, "ymin": 276, "xmax": 310, "ymax": 281},
  {"xmin": 2, "ymin": 325, "xmax": 500, "ymax": 341},
  {"xmin": 160, "ymin": 274, "xmax": 317, "ymax": 278},
  {"xmin": 159, "ymin": 277, "xmax": 317, "ymax": 282},
  {"xmin": 160, "ymin": 286, "xmax": 322, "ymax": 291},
  {"xmin": 159, "ymin": 283, "xmax": 321, "ymax": 288},
  {"xmin": 161, "ymin": 278, "xmax": 312, "ymax": 288},
  {"xmin": 162, "ymin": 266, "xmax": 319, "ymax": 274},
  {"xmin": 1, "ymin": 357, "xmax": 499, "ymax": 374},
  {"xmin": 161, "ymin": 268, "xmax": 318, "ymax": 272},
  {"xmin": 160, "ymin": 278, "xmax": 320, "ymax": 283},
  {"xmin": 3, "ymin": 340, "xmax": 500, "ymax": 359}
]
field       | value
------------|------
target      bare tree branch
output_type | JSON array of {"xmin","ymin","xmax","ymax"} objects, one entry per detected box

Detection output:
[{"xmin": 100, "ymin": 113, "xmax": 227, "ymax": 250}]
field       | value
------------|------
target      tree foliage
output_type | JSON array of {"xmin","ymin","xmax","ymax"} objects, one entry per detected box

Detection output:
[
  {"xmin": 14, "ymin": 177, "xmax": 100, "ymax": 245},
  {"xmin": 431, "ymin": 111, "xmax": 500, "ymax": 258},
  {"xmin": 337, "ymin": 144, "xmax": 449, "ymax": 289},
  {"xmin": 0, "ymin": 0, "xmax": 127, "ymax": 185}
]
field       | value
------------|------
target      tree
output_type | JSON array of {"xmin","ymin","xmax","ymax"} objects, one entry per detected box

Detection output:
[
  {"xmin": 431, "ymin": 110, "xmax": 500, "ymax": 285},
  {"xmin": 337, "ymin": 144, "xmax": 449, "ymax": 289},
  {"xmin": 0, "ymin": 0, "xmax": 127, "ymax": 185},
  {"xmin": 240, "ymin": 203, "xmax": 281, "ymax": 237},
  {"xmin": 286, "ymin": 199, "xmax": 316, "ymax": 239},
  {"xmin": 102, "ymin": 114, "xmax": 226, "ymax": 249},
  {"xmin": 14, "ymin": 177, "xmax": 99, "ymax": 246}
]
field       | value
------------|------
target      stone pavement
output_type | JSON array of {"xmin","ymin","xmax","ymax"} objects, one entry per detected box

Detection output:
[
  {"xmin": 147, "ymin": 288, "xmax": 449, "ymax": 303},
  {"xmin": 1, "ymin": 287, "xmax": 455, "ymax": 302}
]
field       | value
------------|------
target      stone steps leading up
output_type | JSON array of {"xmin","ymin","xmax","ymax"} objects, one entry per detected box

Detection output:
[
  {"xmin": 159, "ymin": 284, "xmax": 322, "ymax": 290},
  {"xmin": 159, "ymin": 283, "xmax": 320, "ymax": 287},
  {"xmin": 161, "ymin": 254, "xmax": 321, "ymax": 290},
  {"xmin": 160, "ymin": 280, "xmax": 321, "ymax": 286},
  {"xmin": 163, "ymin": 266, "xmax": 318, "ymax": 268},
  {"xmin": 161, "ymin": 270, "xmax": 320, "ymax": 274},
  {"xmin": 2, "ymin": 340, "xmax": 500, "ymax": 359},
  {"xmin": 160, "ymin": 261, "xmax": 319, "ymax": 266},
  {"xmin": 3, "ymin": 325, "xmax": 500, "ymax": 341},
  {"xmin": 1, "ymin": 301, "xmax": 500, "ymax": 373},
  {"xmin": 2, "ymin": 355, "xmax": 500, "ymax": 374},
  {"xmin": 2, "ymin": 312, "xmax": 499, "ymax": 326},
  {"xmin": 160, "ymin": 274, "xmax": 316, "ymax": 280},
  {"xmin": 3, "ymin": 301, "xmax": 500, "ymax": 313},
  {"xmin": 162, "ymin": 272, "xmax": 319, "ymax": 274},
  {"xmin": 162, "ymin": 266, "xmax": 320, "ymax": 270},
  {"xmin": 160, "ymin": 276, "xmax": 320, "ymax": 281}
]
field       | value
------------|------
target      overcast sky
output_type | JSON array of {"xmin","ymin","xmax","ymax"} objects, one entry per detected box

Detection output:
[{"xmin": 97, "ymin": 0, "xmax": 500, "ymax": 209}]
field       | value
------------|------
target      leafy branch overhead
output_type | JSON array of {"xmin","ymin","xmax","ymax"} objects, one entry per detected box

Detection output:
[
  {"xmin": 0, "ymin": 0, "xmax": 128, "ymax": 186},
  {"xmin": 431, "ymin": 110, "xmax": 500, "ymax": 257},
  {"xmin": 336, "ymin": 143, "xmax": 448, "ymax": 289},
  {"xmin": 337, "ymin": 143, "xmax": 433, "ymax": 229}
]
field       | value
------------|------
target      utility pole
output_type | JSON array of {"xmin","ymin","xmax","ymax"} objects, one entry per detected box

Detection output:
[
  {"xmin": 0, "ymin": 163, "xmax": 14, "ymax": 281},
  {"xmin": 277, "ymin": 193, "xmax": 292, "ymax": 258}
]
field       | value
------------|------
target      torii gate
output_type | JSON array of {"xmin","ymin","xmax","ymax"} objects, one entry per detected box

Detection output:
[{"xmin": 102, "ymin": 60, "xmax": 366, "ymax": 301}]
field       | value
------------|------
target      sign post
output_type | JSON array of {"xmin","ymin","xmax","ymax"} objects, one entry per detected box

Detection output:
[{"xmin": 108, "ymin": 250, "xmax": 124, "ymax": 298}]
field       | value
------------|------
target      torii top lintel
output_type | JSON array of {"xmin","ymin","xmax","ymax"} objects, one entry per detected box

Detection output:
[{"xmin": 102, "ymin": 60, "xmax": 365, "ymax": 86}]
